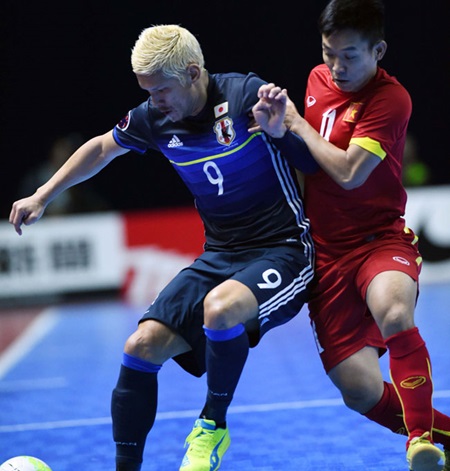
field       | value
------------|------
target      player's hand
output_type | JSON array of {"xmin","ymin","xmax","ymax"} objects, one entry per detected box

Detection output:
[
  {"xmin": 284, "ymin": 94, "xmax": 302, "ymax": 130},
  {"xmin": 9, "ymin": 196, "xmax": 47, "ymax": 235},
  {"xmin": 249, "ymin": 84, "xmax": 288, "ymax": 138}
]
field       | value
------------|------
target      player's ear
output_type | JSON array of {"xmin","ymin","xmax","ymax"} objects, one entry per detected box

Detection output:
[
  {"xmin": 186, "ymin": 64, "xmax": 202, "ymax": 84},
  {"xmin": 374, "ymin": 40, "xmax": 387, "ymax": 61}
]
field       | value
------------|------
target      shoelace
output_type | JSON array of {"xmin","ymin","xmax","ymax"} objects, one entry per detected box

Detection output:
[{"xmin": 185, "ymin": 427, "xmax": 216, "ymax": 458}]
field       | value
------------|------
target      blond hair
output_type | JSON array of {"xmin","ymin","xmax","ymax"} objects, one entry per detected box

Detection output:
[{"xmin": 131, "ymin": 25, "xmax": 205, "ymax": 85}]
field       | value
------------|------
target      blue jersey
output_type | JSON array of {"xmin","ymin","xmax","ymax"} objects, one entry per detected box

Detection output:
[{"xmin": 113, "ymin": 72, "xmax": 314, "ymax": 258}]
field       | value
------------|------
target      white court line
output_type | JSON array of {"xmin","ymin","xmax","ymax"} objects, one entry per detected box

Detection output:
[
  {"xmin": 0, "ymin": 398, "xmax": 345, "ymax": 432},
  {"xmin": 0, "ymin": 377, "xmax": 68, "ymax": 392},
  {"xmin": 1, "ymin": 390, "xmax": 449, "ymax": 433},
  {"xmin": 0, "ymin": 308, "xmax": 59, "ymax": 379}
]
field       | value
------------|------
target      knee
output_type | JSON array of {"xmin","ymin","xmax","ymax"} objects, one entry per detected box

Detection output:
[
  {"xmin": 124, "ymin": 320, "xmax": 189, "ymax": 364},
  {"xmin": 378, "ymin": 303, "xmax": 415, "ymax": 338},
  {"xmin": 334, "ymin": 375, "xmax": 384, "ymax": 414},
  {"xmin": 329, "ymin": 363, "xmax": 384, "ymax": 413},
  {"xmin": 124, "ymin": 323, "xmax": 154, "ymax": 358},
  {"xmin": 203, "ymin": 290, "xmax": 232, "ymax": 330},
  {"xmin": 340, "ymin": 385, "xmax": 380, "ymax": 413}
]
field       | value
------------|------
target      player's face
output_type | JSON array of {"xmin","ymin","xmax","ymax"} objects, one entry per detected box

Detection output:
[
  {"xmin": 136, "ymin": 71, "xmax": 200, "ymax": 122},
  {"xmin": 322, "ymin": 29, "xmax": 384, "ymax": 93}
]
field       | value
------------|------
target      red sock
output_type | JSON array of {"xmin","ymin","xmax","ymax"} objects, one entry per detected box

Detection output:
[
  {"xmin": 364, "ymin": 381, "xmax": 407, "ymax": 435},
  {"xmin": 364, "ymin": 382, "xmax": 450, "ymax": 449},
  {"xmin": 385, "ymin": 327, "xmax": 434, "ymax": 446}
]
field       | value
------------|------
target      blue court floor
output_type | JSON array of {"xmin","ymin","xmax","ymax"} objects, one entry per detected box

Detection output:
[{"xmin": 0, "ymin": 282, "xmax": 449, "ymax": 470}]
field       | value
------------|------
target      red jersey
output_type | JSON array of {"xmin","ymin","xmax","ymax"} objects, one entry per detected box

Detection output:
[{"xmin": 304, "ymin": 64, "xmax": 412, "ymax": 256}]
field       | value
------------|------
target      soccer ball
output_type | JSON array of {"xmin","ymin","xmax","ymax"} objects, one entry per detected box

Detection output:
[{"xmin": 0, "ymin": 456, "xmax": 52, "ymax": 471}]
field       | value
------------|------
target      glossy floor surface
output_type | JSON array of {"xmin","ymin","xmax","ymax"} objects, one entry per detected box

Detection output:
[{"xmin": 1, "ymin": 283, "xmax": 449, "ymax": 470}]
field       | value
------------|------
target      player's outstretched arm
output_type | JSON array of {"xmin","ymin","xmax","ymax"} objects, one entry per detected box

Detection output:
[{"xmin": 9, "ymin": 130, "xmax": 127, "ymax": 235}]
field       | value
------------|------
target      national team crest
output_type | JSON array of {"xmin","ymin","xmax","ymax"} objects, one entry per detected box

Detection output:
[
  {"xmin": 214, "ymin": 117, "xmax": 236, "ymax": 146},
  {"xmin": 343, "ymin": 102, "xmax": 363, "ymax": 123}
]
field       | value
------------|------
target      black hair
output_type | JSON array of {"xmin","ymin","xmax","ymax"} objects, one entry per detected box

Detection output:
[{"xmin": 319, "ymin": 0, "xmax": 385, "ymax": 47}]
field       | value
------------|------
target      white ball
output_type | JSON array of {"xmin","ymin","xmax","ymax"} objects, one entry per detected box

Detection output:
[{"xmin": 0, "ymin": 456, "xmax": 52, "ymax": 471}]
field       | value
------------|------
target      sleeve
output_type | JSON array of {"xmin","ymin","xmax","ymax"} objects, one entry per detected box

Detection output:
[
  {"xmin": 352, "ymin": 83, "xmax": 412, "ymax": 155},
  {"xmin": 271, "ymin": 131, "xmax": 319, "ymax": 174},
  {"xmin": 242, "ymin": 72, "xmax": 267, "ymax": 113},
  {"xmin": 112, "ymin": 100, "xmax": 158, "ymax": 154}
]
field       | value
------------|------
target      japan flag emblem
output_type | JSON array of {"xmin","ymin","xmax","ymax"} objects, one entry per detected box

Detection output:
[{"xmin": 214, "ymin": 117, "xmax": 235, "ymax": 146}]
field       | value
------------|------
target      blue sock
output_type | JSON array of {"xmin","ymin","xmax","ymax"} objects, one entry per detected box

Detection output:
[
  {"xmin": 111, "ymin": 354, "xmax": 161, "ymax": 468},
  {"xmin": 122, "ymin": 353, "xmax": 162, "ymax": 373},
  {"xmin": 203, "ymin": 323, "xmax": 245, "ymax": 341},
  {"xmin": 202, "ymin": 324, "xmax": 249, "ymax": 425}
]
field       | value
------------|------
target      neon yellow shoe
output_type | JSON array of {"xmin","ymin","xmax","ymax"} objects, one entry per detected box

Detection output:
[
  {"xmin": 407, "ymin": 432, "xmax": 445, "ymax": 471},
  {"xmin": 179, "ymin": 419, "xmax": 230, "ymax": 471}
]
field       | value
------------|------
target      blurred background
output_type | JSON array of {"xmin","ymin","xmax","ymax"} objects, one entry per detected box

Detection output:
[{"xmin": 1, "ymin": 0, "xmax": 448, "ymax": 219}]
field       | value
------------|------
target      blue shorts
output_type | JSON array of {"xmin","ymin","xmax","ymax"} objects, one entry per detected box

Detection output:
[{"xmin": 141, "ymin": 244, "xmax": 314, "ymax": 376}]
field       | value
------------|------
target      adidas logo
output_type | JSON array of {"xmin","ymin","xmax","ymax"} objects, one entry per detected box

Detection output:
[{"xmin": 168, "ymin": 135, "xmax": 183, "ymax": 148}]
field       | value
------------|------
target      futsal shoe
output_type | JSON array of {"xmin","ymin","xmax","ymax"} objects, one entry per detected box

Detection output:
[
  {"xmin": 406, "ymin": 432, "xmax": 445, "ymax": 470},
  {"xmin": 179, "ymin": 418, "xmax": 230, "ymax": 471}
]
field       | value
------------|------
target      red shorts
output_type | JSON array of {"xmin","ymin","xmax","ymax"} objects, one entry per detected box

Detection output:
[{"xmin": 308, "ymin": 231, "xmax": 421, "ymax": 373}]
